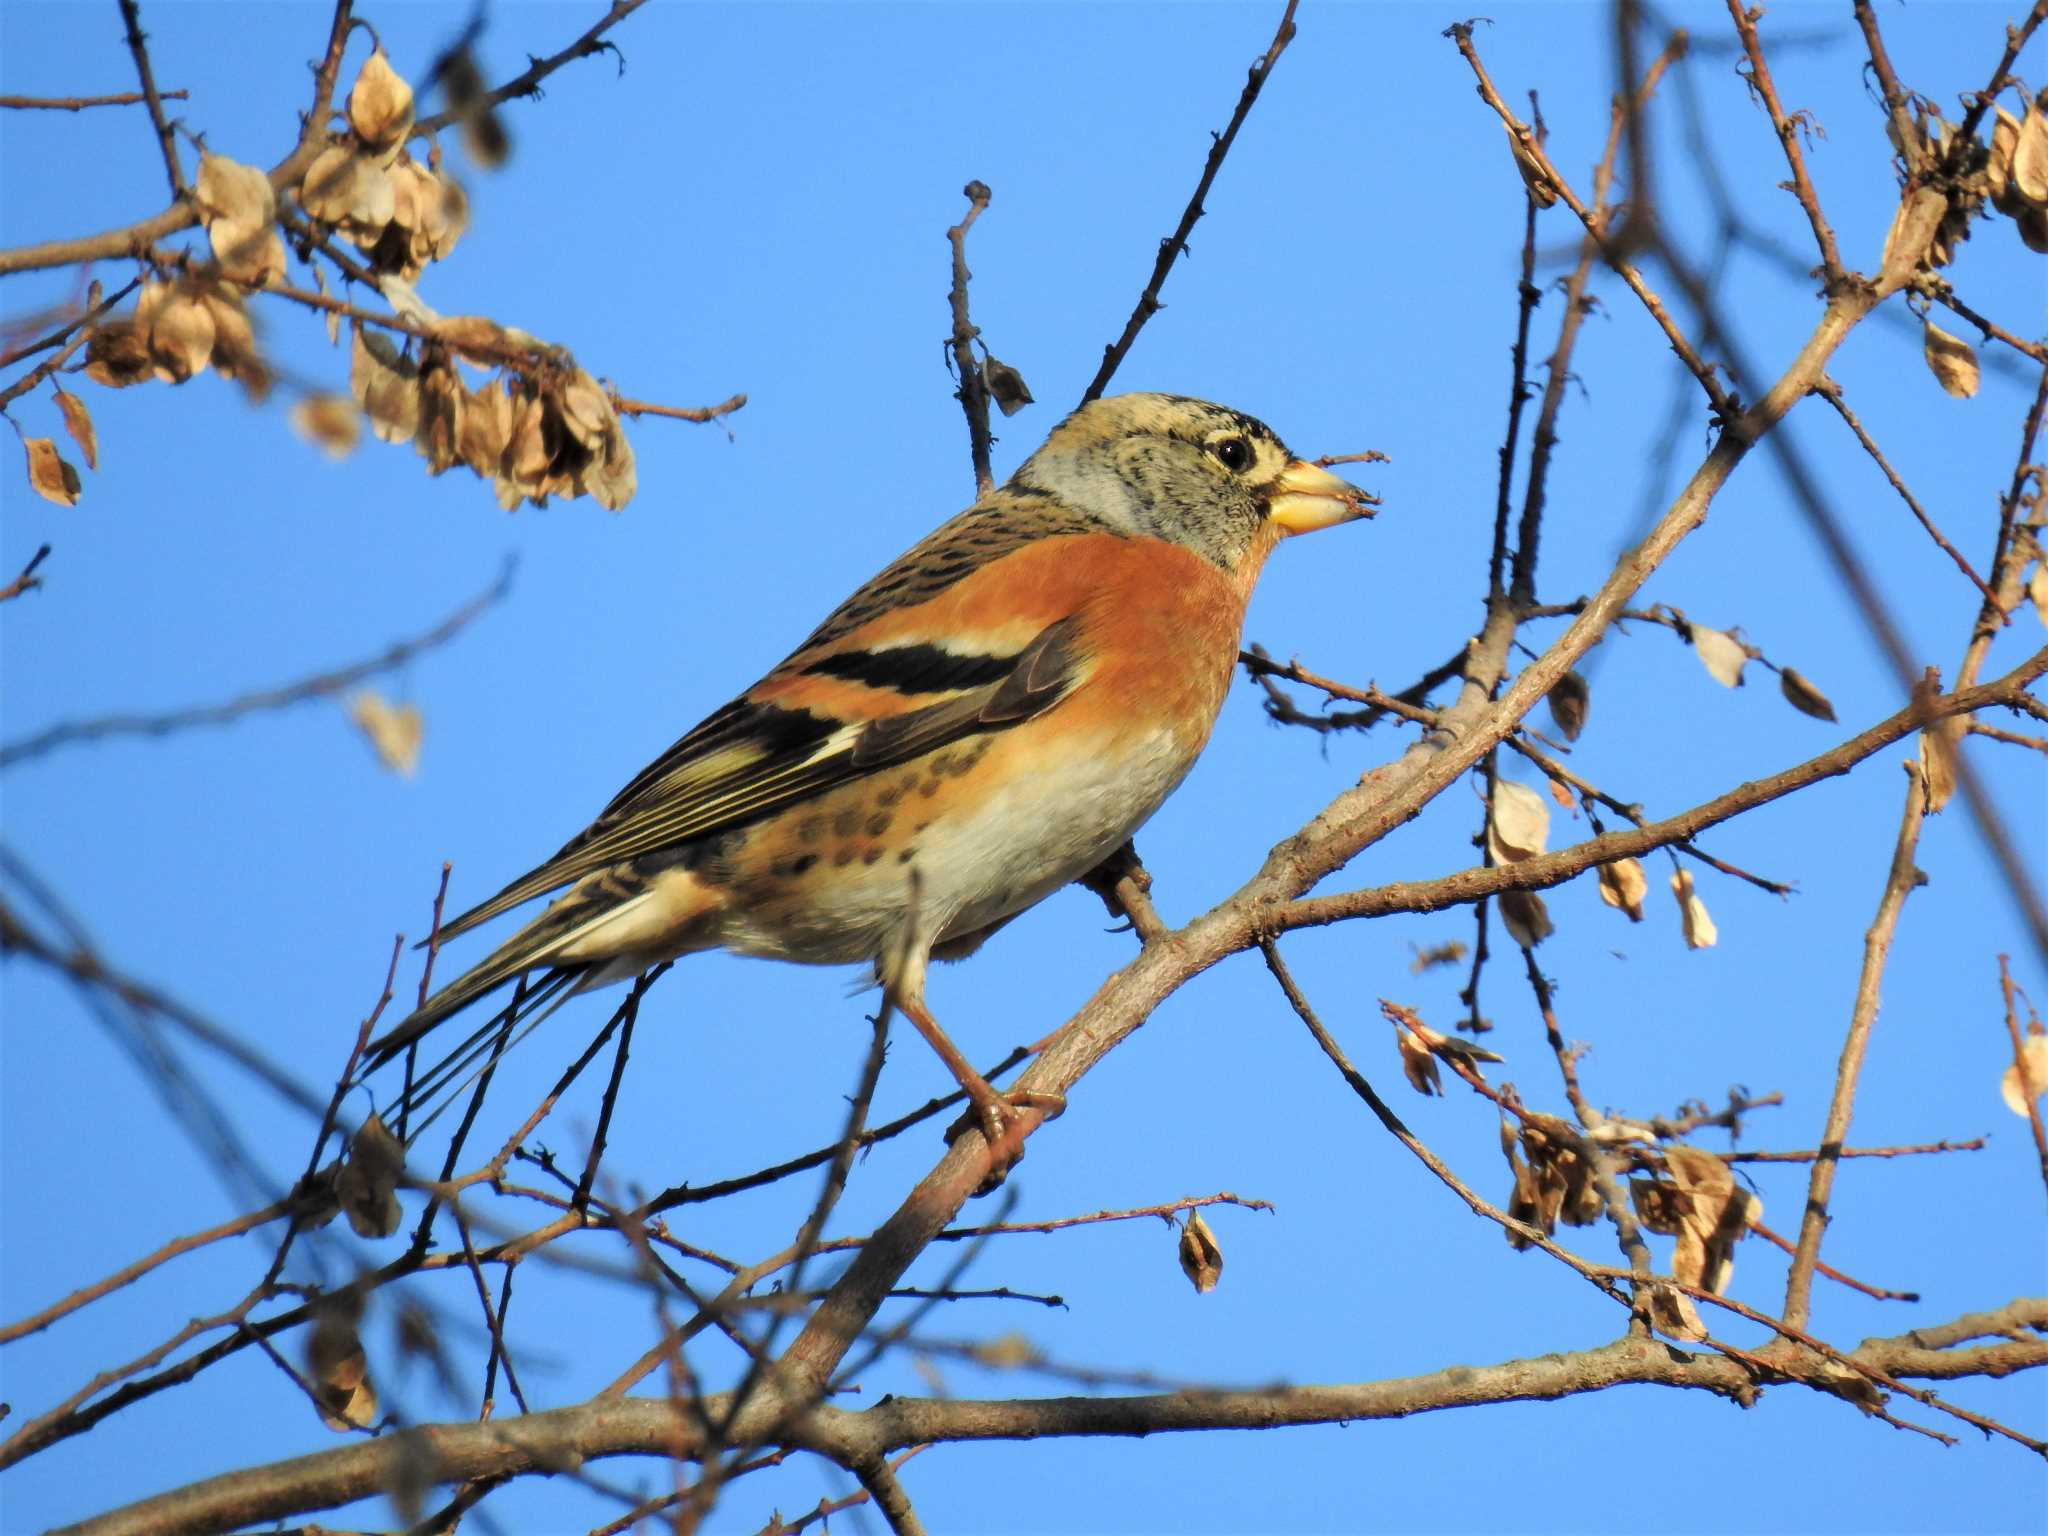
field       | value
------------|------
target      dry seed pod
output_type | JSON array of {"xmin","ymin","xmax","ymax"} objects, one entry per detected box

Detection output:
[
  {"xmin": 335, "ymin": 1112, "xmax": 405, "ymax": 1238},
  {"xmin": 556, "ymin": 370, "xmax": 614, "ymax": 451},
  {"xmin": 290, "ymin": 394, "xmax": 362, "ymax": 460},
  {"xmin": 2002, "ymin": 1028, "xmax": 2048, "ymax": 1116},
  {"xmin": 23, "ymin": 437, "xmax": 81, "ymax": 507},
  {"xmin": 1922, "ymin": 320, "xmax": 1980, "ymax": 399},
  {"xmin": 2013, "ymin": 96, "xmax": 2048, "ymax": 206},
  {"xmin": 1396, "ymin": 1025, "xmax": 1442, "ymax": 1097},
  {"xmin": 577, "ymin": 421, "xmax": 637, "ymax": 512},
  {"xmin": 1497, "ymin": 887, "xmax": 1553, "ymax": 949},
  {"xmin": 458, "ymin": 375, "xmax": 516, "ymax": 475},
  {"xmin": 53, "ymin": 386, "xmax": 97, "ymax": 470},
  {"xmin": 307, "ymin": 1303, "xmax": 379, "ymax": 1432},
  {"xmin": 1596, "ymin": 857, "xmax": 1647, "ymax": 922},
  {"xmin": 85, "ymin": 318, "xmax": 152, "ymax": 388},
  {"xmin": 146, "ymin": 283, "xmax": 217, "ymax": 384},
  {"xmin": 349, "ymin": 48, "xmax": 416, "ymax": 162},
  {"xmin": 1988, "ymin": 107, "xmax": 2023, "ymax": 215},
  {"xmin": 196, "ymin": 152, "xmax": 275, "ymax": 227},
  {"xmin": 1177, "ymin": 1211, "xmax": 1223, "ymax": 1294},
  {"xmin": 1546, "ymin": 669, "xmax": 1590, "ymax": 742},
  {"xmin": 197, "ymin": 282, "xmax": 260, "ymax": 384},
  {"xmin": 415, "ymin": 361, "xmax": 466, "ymax": 475},
  {"xmin": 1691, "ymin": 625, "xmax": 1748, "ymax": 688},
  {"xmin": 301, "ymin": 143, "xmax": 368, "ymax": 223},
  {"xmin": 348, "ymin": 690, "xmax": 423, "ymax": 776},
  {"xmin": 1919, "ymin": 719, "xmax": 1959, "ymax": 813},
  {"xmin": 1670, "ymin": 867, "xmax": 1718, "ymax": 950},
  {"xmin": 1506, "ymin": 126, "xmax": 1558, "ymax": 207},
  {"xmin": 983, "ymin": 354, "xmax": 1034, "ymax": 416},
  {"xmin": 1778, "ymin": 667, "xmax": 1837, "ymax": 722},
  {"xmin": 2019, "ymin": 205, "xmax": 2048, "ymax": 255},
  {"xmin": 349, "ymin": 327, "xmax": 421, "ymax": 445},
  {"xmin": 1488, "ymin": 779, "xmax": 1550, "ymax": 863}
]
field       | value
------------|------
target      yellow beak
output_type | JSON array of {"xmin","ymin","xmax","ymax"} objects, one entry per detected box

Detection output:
[{"xmin": 1267, "ymin": 459, "xmax": 1377, "ymax": 536}]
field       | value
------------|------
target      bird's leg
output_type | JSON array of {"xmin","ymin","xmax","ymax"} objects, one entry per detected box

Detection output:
[{"xmin": 892, "ymin": 991, "xmax": 1065, "ymax": 1162}]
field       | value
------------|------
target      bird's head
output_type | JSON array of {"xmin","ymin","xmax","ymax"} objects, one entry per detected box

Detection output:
[{"xmin": 1007, "ymin": 392, "xmax": 1375, "ymax": 570}]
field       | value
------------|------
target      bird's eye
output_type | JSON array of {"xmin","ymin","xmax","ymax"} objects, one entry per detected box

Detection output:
[{"xmin": 1213, "ymin": 437, "xmax": 1253, "ymax": 473}]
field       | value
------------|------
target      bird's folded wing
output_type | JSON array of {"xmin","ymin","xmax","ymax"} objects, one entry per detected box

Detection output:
[{"xmin": 433, "ymin": 613, "xmax": 1087, "ymax": 943}]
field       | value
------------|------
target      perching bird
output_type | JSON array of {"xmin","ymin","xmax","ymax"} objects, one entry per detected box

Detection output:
[{"xmin": 365, "ymin": 393, "xmax": 1372, "ymax": 1150}]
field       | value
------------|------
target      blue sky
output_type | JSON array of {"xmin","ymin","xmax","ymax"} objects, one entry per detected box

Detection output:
[{"xmin": 2, "ymin": 2, "xmax": 2044, "ymax": 1531}]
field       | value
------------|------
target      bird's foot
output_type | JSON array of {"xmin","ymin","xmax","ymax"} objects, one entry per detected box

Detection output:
[{"xmin": 945, "ymin": 1085, "xmax": 1066, "ymax": 1193}]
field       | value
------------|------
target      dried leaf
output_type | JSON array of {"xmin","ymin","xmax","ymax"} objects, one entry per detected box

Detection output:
[
  {"xmin": 1671, "ymin": 868, "xmax": 1718, "ymax": 950},
  {"xmin": 349, "ymin": 47, "xmax": 416, "ymax": 159},
  {"xmin": 1177, "ymin": 1211, "xmax": 1223, "ymax": 1294},
  {"xmin": 197, "ymin": 281, "xmax": 261, "ymax": 388},
  {"xmin": 1546, "ymin": 669, "xmax": 1590, "ymax": 742},
  {"xmin": 1923, "ymin": 319, "xmax": 1980, "ymax": 399},
  {"xmin": 1596, "ymin": 857, "xmax": 1648, "ymax": 922},
  {"xmin": 1919, "ymin": 719, "xmax": 1959, "ymax": 814},
  {"xmin": 1506, "ymin": 126, "xmax": 1558, "ymax": 207},
  {"xmin": 290, "ymin": 393, "xmax": 361, "ymax": 460},
  {"xmin": 52, "ymin": 386, "xmax": 97, "ymax": 470},
  {"xmin": 983, "ymin": 354, "xmax": 1034, "ymax": 416},
  {"xmin": 1396, "ymin": 1026, "xmax": 1442, "ymax": 1097},
  {"xmin": 458, "ymin": 375, "xmax": 516, "ymax": 475},
  {"xmin": 556, "ymin": 370, "xmax": 614, "ymax": 451},
  {"xmin": 1497, "ymin": 887, "xmax": 1553, "ymax": 949},
  {"xmin": 1691, "ymin": 625, "xmax": 1749, "ymax": 688},
  {"xmin": 301, "ymin": 142, "xmax": 367, "ymax": 223},
  {"xmin": 417, "ymin": 168, "xmax": 467, "ymax": 262},
  {"xmin": 2030, "ymin": 560, "xmax": 2048, "ymax": 628},
  {"xmin": 210, "ymin": 218, "xmax": 286, "ymax": 286},
  {"xmin": 2013, "ymin": 98, "xmax": 2048, "ymax": 206},
  {"xmin": 335, "ymin": 1113, "xmax": 405, "ymax": 1238},
  {"xmin": 348, "ymin": 690, "xmax": 423, "ymax": 776},
  {"xmin": 84, "ymin": 318, "xmax": 152, "ymax": 388},
  {"xmin": 578, "ymin": 420, "xmax": 637, "ymax": 512},
  {"xmin": 23, "ymin": 437, "xmax": 81, "ymax": 507},
  {"xmin": 1778, "ymin": 667, "xmax": 1837, "ymax": 722},
  {"xmin": 2001, "ymin": 1028, "xmax": 2048, "ymax": 1116},
  {"xmin": 1662, "ymin": 1145, "xmax": 1756, "ymax": 1295},
  {"xmin": 1488, "ymin": 779, "xmax": 1550, "ymax": 863}
]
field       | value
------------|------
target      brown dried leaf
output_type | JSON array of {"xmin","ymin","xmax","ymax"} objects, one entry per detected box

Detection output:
[
  {"xmin": 1670, "ymin": 868, "xmax": 1718, "ymax": 950},
  {"xmin": 1506, "ymin": 126, "xmax": 1558, "ymax": 207},
  {"xmin": 1497, "ymin": 887, "xmax": 1553, "ymax": 949},
  {"xmin": 1663, "ymin": 1145, "xmax": 1756, "ymax": 1295},
  {"xmin": 290, "ymin": 394, "xmax": 362, "ymax": 460},
  {"xmin": 556, "ymin": 370, "xmax": 614, "ymax": 452},
  {"xmin": 1923, "ymin": 319, "xmax": 1980, "ymax": 399},
  {"xmin": 1546, "ymin": 669, "xmax": 1590, "ymax": 742},
  {"xmin": 2002, "ymin": 1028, "xmax": 2048, "ymax": 1116},
  {"xmin": 335, "ymin": 1113, "xmax": 405, "ymax": 1239},
  {"xmin": 1596, "ymin": 856, "xmax": 1648, "ymax": 922},
  {"xmin": 52, "ymin": 386, "xmax": 97, "ymax": 470},
  {"xmin": 348, "ymin": 690, "xmax": 423, "ymax": 776},
  {"xmin": 349, "ymin": 47, "xmax": 416, "ymax": 160},
  {"xmin": 1778, "ymin": 667, "xmax": 1837, "ymax": 722},
  {"xmin": 301, "ymin": 142, "xmax": 366, "ymax": 223},
  {"xmin": 85, "ymin": 318, "xmax": 152, "ymax": 388},
  {"xmin": 1396, "ymin": 1026, "xmax": 1442, "ymax": 1097},
  {"xmin": 23, "ymin": 436, "xmax": 81, "ymax": 507},
  {"xmin": 1177, "ymin": 1211, "xmax": 1223, "ymax": 1294},
  {"xmin": 1488, "ymin": 779, "xmax": 1550, "ymax": 863},
  {"xmin": 1919, "ymin": 719, "xmax": 1959, "ymax": 814},
  {"xmin": 1691, "ymin": 625, "xmax": 1749, "ymax": 688}
]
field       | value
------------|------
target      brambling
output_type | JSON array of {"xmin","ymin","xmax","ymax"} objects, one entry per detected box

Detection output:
[{"xmin": 365, "ymin": 393, "xmax": 1372, "ymax": 1153}]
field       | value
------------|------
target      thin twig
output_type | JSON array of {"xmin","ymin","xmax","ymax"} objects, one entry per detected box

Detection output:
[
  {"xmin": 0, "ymin": 90, "xmax": 190, "ymax": 111},
  {"xmin": 1080, "ymin": 0, "xmax": 1300, "ymax": 402},
  {"xmin": 0, "ymin": 557, "xmax": 513, "ymax": 768},
  {"xmin": 117, "ymin": 0, "xmax": 187, "ymax": 198},
  {"xmin": 945, "ymin": 181, "xmax": 995, "ymax": 496}
]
